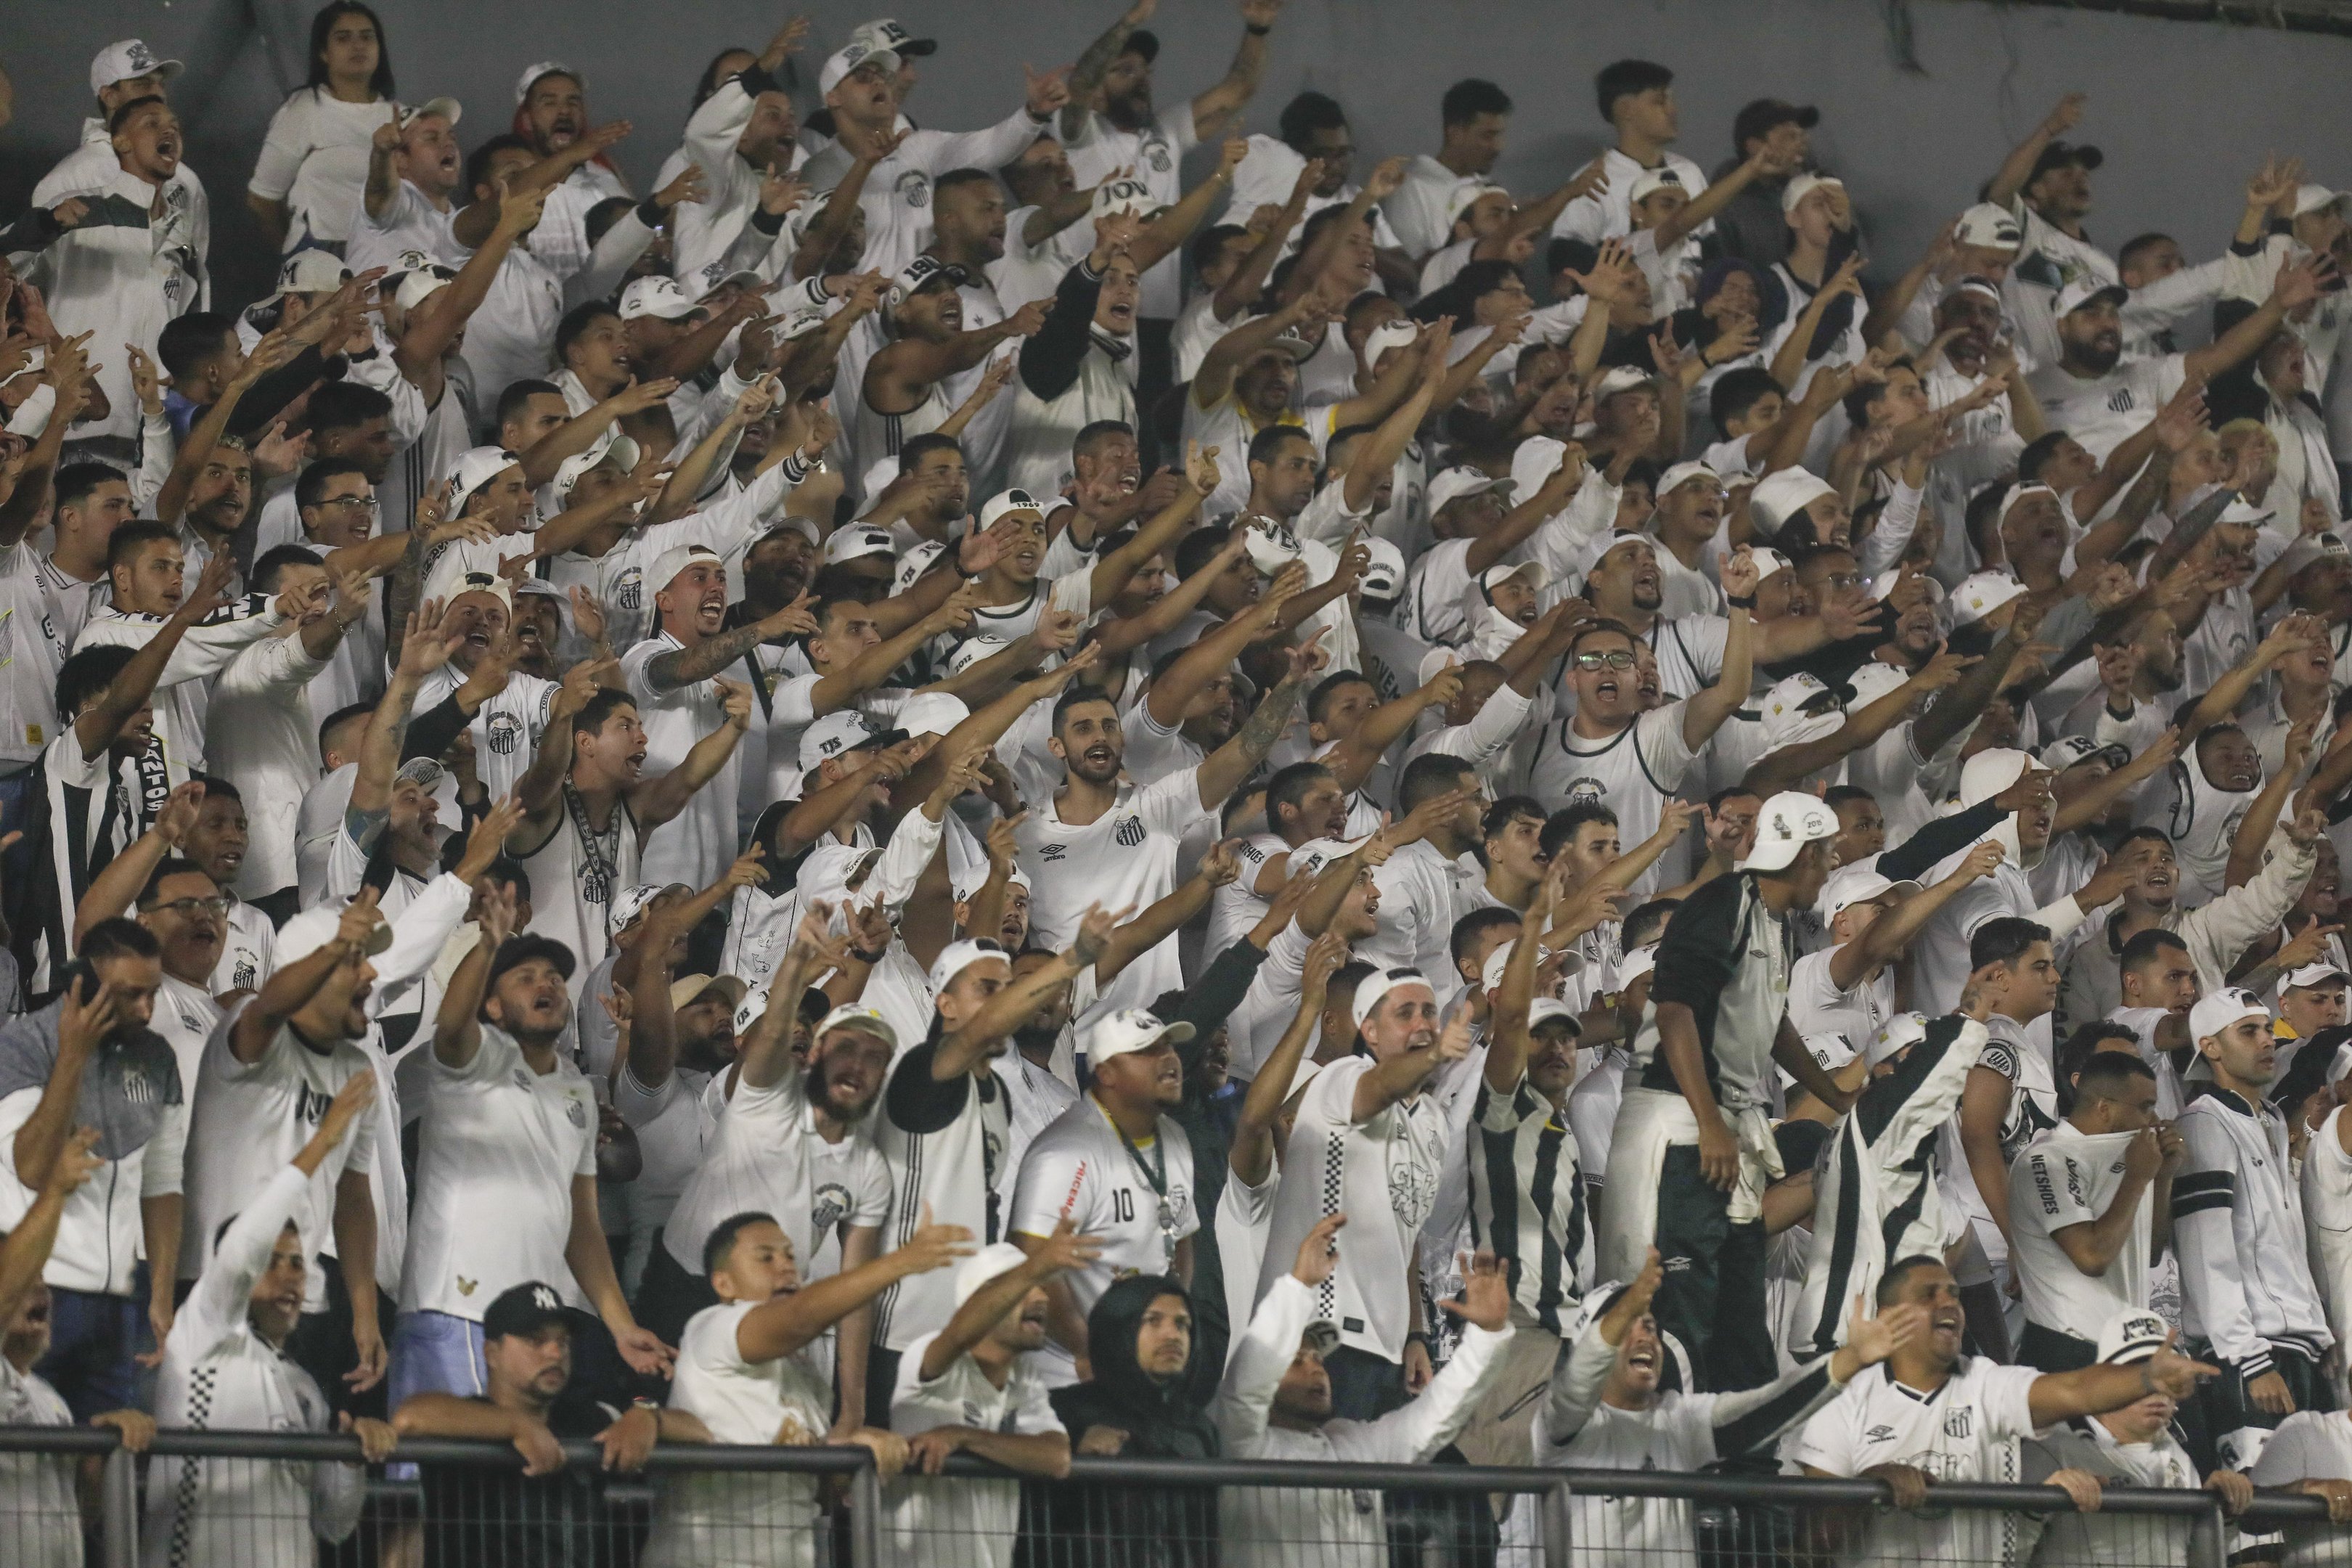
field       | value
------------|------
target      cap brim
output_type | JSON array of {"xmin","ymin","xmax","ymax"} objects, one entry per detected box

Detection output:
[{"xmin": 896, "ymin": 38, "xmax": 939, "ymax": 56}]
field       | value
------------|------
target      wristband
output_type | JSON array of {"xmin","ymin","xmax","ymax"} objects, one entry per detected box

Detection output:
[
  {"xmin": 1726, "ymin": 592, "xmax": 1757, "ymax": 609},
  {"xmin": 1246, "ymin": 21, "xmax": 1273, "ymax": 33},
  {"xmin": 635, "ymin": 196, "xmax": 667, "ymax": 229},
  {"xmin": 850, "ymin": 944, "xmax": 889, "ymax": 963},
  {"xmin": 1405, "ymin": 1330, "xmax": 1430, "ymax": 1347}
]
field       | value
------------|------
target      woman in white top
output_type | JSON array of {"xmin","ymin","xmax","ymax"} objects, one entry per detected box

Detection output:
[{"xmin": 246, "ymin": 3, "xmax": 407, "ymax": 253}]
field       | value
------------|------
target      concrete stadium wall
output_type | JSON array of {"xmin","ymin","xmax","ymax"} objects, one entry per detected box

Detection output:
[{"xmin": 6, "ymin": 0, "xmax": 2350, "ymax": 309}]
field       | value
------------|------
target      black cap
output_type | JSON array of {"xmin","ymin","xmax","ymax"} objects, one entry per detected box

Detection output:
[
  {"xmin": 487, "ymin": 933, "xmax": 577, "ymax": 990},
  {"xmin": 482, "ymin": 1281, "xmax": 571, "ymax": 1341},
  {"xmin": 1773, "ymin": 1118, "xmax": 1832, "ymax": 1180},
  {"xmin": 1124, "ymin": 28, "xmax": 1161, "ymax": 64},
  {"xmin": 1732, "ymin": 98, "xmax": 1820, "ymax": 153},
  {"xmin": 2030, "ymin": 141, "xmax": 2104, "ymax": 181}
]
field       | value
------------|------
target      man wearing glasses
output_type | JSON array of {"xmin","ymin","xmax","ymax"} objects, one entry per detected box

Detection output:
[{"xmin": 1529, "ymin": 547, "xmax": 1758, "ymax": 894}]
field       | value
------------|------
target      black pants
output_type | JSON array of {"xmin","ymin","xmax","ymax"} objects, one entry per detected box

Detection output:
[
  {"xmin": 632, "ymin": 1232, "xmax": 718, "ymax": 1347},
  {"xmin": 1651, "ymin": 1144, "xmax": 1776, "ymax": 1391},
  {"xmin": 2184, "ymin": 1341, "xmax": 2329, "ymax": 1472},
  {"xmin": 866, "ymin": 1344, "xmax": 902, "ymax": 1432},
  {"xmin": 2017, "ymin": 1320, "xmax": 2099, "ymax": 1373}
]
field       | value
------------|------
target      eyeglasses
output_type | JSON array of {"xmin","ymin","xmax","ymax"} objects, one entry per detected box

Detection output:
[
  {"xmin": 150, "ymin": 894, "xmax": 232, "ymax": 919},
  {"xmin": 317, "ymin": 496, "xmax": 379, "ymax": 513},
  {"xmin": 1574, "ymin": 650, "xmax": 1638, "ymax": 671}
]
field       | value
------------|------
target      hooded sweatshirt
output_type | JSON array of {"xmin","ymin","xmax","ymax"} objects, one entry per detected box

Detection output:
[{"xmin": 1039, "ymin": 1275, "xmax": 1220, "ymax": 1568}]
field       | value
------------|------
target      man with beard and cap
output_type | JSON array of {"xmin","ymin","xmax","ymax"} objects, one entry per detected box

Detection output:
[
  {"xmin": 1795, "ymin": 1254, "xmax": 2218, "ymax": 1558},
  {"xmin": 799, "ymin": 37, "xmax": 1070, "ymax": 280},
  {"xmin": 2173, "ymin": 988, "xmax": 2334, "ymax": 1469},
  {"xmin": 0, "ymin": 923, "xmax": 177, "ymax": 1419},
  {"xmin": 644, "ymin": 1200, "xmax": 964, "ymax": 1568},
  {"xmin": 1601, "ymin": 791, "xmax": 1855, "ymax": 1393},
  {"xmin": 1011, "ymin": 1008, "xmax": 1201, "ymax": 1386},
  {"xmin": 2028, "ymin": 261, "xmax": 2331, "ymax": 468},
  {"xmin": 507, "ymin": 62, "xmax": 632, "ymax": 281},
  {"xmin": 1540, "ymin": 1244, "xmax": 1927, "ymax": 1565},
  {"xmin": 396, "ymin": 887, "xmax": 673, "ymax": 1414},
  {"xmin": 1528, "ymin": 560, "xmax": 1755, "ymax": 894},
  {"xmin": 144, "ymin": 1071, "xmax": 392, "ymax": 1566},
  {"xmin": 1217, "ymin": 1217, "xmax": 1512, "ymax": 1568},
  {"xmin": 350, "ymin": 97, "xmax": 467, "ymax": 273},
  {"xmin": 1060, "ymin": 0, "xmax": 1280, "ymax": 362},
  {"xmin": 1394, "ymin": 454, "xmax": 1581, "ymax": 651},
  {"xmin": 2009, "ymin": 1049, "xmax": 2180, "ymax": 1372},
  {"xmin": 855, "ymin": 255, "xmax": 1050, "ymax": 485},
  {"xmin": 885, "ymin": 1230, "xmax": 1095, "ymax": 1567}
]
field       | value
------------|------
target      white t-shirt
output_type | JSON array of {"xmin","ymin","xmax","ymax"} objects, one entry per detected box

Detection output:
[
  {"xmin": 1254, "ymin": 1054, "xmax": 1447, "ymax": 1363},
  {"xmin": 1787, "ymin": 948, "xmax": 1893, "ymax": 1050},
  {"xmin": 647, "ymin": 1300, "xmax": 836, "ymax": 1568},
  {"xmin": 2011, "ymin": 1122, "xmax": 2149, "ymax": 1335},
  {"xmin": 884, "ymin": 1335, "xmax": 1065, "ymax": 1568},
  {"xmin": 2251, "ymin": 1410, "xmax": 2352, "ymax": 1567},
  {"xmin": 662, "ymin": 1064, "xmax": 892, "ymax": 1281},
  {"xmin": 1015, "ymin": 769, "xmax": 1214, "ymax": 1016},
  {"xmin": 621, "ymin": 633, "xmax": 745, "ymax": 889},
  {"xmin": 1794, "ymin": 1357, "xmax": 2041, "ymax": 1565},
  {"xmin": 1007, "ymin": 1094, "xmax": 1199, "ymax": 1381},
  {"xmin": 1528, "ymin": 705, "xmax": 1703, "ymax": 894},
  {"xmin": 0, "ymin": 1357, "xmax": 77, "ymax": 1568},
  {"xmin": 2025, "ymin": 352, "xmax": 2189, "ymax": 466},
  {"xmin": 344, "ymin": 178, "xmax": 462, "ymax": 275},
  {"xmin": 248, "ymin": 90, "xmax": 401, "ymax": 249},
  {"xmin": 2303, "ymin": 1106, "xmax": 2352, "ymax": 1371},
  {"xmin": 404, "ymin": 1024, "xmax": 600, "ymax": 1319},
  {"xmin": 1064, "ymin": 104, "xmax": 1196, "ymax": 319}
]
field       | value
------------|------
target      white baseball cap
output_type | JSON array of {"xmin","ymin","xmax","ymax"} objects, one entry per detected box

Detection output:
[
  {"xmin": 1427, "ymin": 467, "xmax": 1503, "ymax": 515},
  {"xmin": 90, "ymin": 39, "xmax": 182, "ymax": 96},
  {"xmin": 2188, "ymin": 987, "xmax": 2270, "ymax": 1045},
  {"xmin": 1862, "ymin": 1011, "xmax": 1930, "ymax": 1069},
  {"xmin": 814, "ymin": 1003, "xmax": 897, "ymax": 1050},
  {"xmin": 1758, "ymin": 672, "xmax": 1845, "ymax": 754},
  {"xmin": 1350, "ymin": 966, "xmax": 1436, "ymax": 1029},
  {"xmin": 1657, "ymin": 460, "xmax": 1723, "ymax": 497},
  {"xmin": 2285, "ymin": 962, "xmax": 2352, "ymax": 992},
  {"xmin": 445, "ymin": 446, "xmax": 523, "ymax": 510},
  {"xmin": 1509, "ymin": 436, "xmax": 1569, "ymax": 499},
  {"xmin": 1363, "ymin": 319, "xmax": 1419, "ymax": 368},
  {"xmin": 1093, "ymin": 176, "xmax": 1159, "ymax": 221},
  {"xmin": 895, "ymin": 690, "xmax": 970, "ymax": 738},
  {"xmin": 1628, "ymin": 166, "xmax": 1689, "ymax": 206},
  {"xmin": 1593, "ymin": 365, "xmax": 1655, "ymax": 402},
  {"xmin": 1750, "ymin": 546, "xmax": 1792, "ymax": 583},
  {"xmin": 978, "ymin": 489, "xmax": 1048, "ymax": 530},
  {"xmin": 1615, "ymin": 944, "xmax": 1657, "ymax": 989},
  {"xmin": 953, "ymin": 1241, "xmax": 1031, "ymax": 1308},
  {"xmin": 1087, "ymin": 1008, "xmax": 1196, "ymax": 1065},
  {"xmin": 1528, "ymin": 998, "xmax": 1581, "ymax": 1036},
  {"xmin": 606, "ymin": 883, "xmax": 687, "ymax": 939},
  {"xmin": 393, "ymin": 259, "xmax": 459, "ymax": 313},
  {"xmin": 799, "ymin": 709, "xmax": 900, "ymax": 774},
  {"xmin": 1356, "ymin": 538, "xmax": 1406, "ymax": 603},
  {"xmin": 944, "ymin": 634, "xmax": 1011, "ymax": 676},
  {"xmin": 550, "ymin": 433, "xmax": 642, "ymax": 509},
  {"xmin": 1953, "ymin": 202, "xmax": 2024, "ymax": 250},
  {"xmin": 1747, "ymin": 467, "xmax": 1835, "ymax": 539},
  {"xmin": 1572, "ymin": 529, "xmax": 1649, "ymax": 587},
  {"xmin": 618, "ymin": 276, "xmax": 699, "ymax": 322},
  {"xmin": 1818, "ymin": 864, "xmax": 1919, "ymax": 920},
  {"xmin": 274, "ymin": 250, "xmax": 352, "ymax": 298},
  {"xmin": 514, "ymin": 61, "xmax": 584, "ymax": 105},
  {"xmin": 2054, "ymin": 276, "xmax": 2129, "ymax": 317},
  {"xmin": 1736, "ymin": 791, "xmax": 1839, "ymax": 873},
  {"xmin": 1479, "ymin": 560, "xmax": 1549, "ymax": 598},
  {"xmin": 1843, "ymin": 661, "xmax": 1909, "ymax": 711},
  {"xmin": 444, "ymin": 570, "xmax": 513, "ymax": 613},
  {"xmin": 824, "ymin": 526, "xmax": 898, "ymax": 567},
  {"xmin": 732, "ymin": 987, "xmax": 774, "ymax": 1039},
  {"xmin": 820, "ymin": 42, "xmax": 902, "ymax": 97},
  {"xmin": 883, "ymin": 254, "xmax": 968, "ymax": 324},
  {"xmin": 1958, "ymin": 746, "xmax": 2044, "ymax": 808},
  {"xmin": 2096, "ymin": 1305, "xmax": 2172, "ymax": 1366},
  {"xmin": 1445, "ymin": 180, "xmax": 1510, "ymax": 227},
  {"xmin": 1781, "ymin": 173, "xmax": 1845, "ymax": 215},
  {"xmin": 1240, "ymin": 517, "xmax": 1305, "ymax": 576},
  {"xmin": 850, "ymin": 19, "xmax": 939, "ymax": 57},
  {"xmin": 1951, "ymin": 569, "xmax": 2028, "ymax": 626},
  {"xmin": 2038, "ymin": 735, "xmax": 2128, "ymax": 774},
  {"xmin": 2292, "ymin": 184, "xmax": 2352, "ymax": 220},
  {"xmin": 648, "ymin": 544, "xmax": 724, "ymax": 597},
  {"xmin": 928, "ymin": 939, "xmax": 1010, "ymax": 996}
]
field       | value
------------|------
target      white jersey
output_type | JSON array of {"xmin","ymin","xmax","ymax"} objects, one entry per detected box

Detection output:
[
  {"xmin": 514, "ymin": 785, "xmax": 643, "ymax": 997},
  {"xmin": 2025, "ymin": 351, "xmax": 2188, "ymax": 466},
  {"xmin": 1793, "ymin": 1357, "xmax": 2041, "ymax": 1567},
  {"xmin": 1007, "ymin": 1094, "xmax": 1199, "ymax": 1381},
  {"xmin": 2012, "ymin": 1122, "xmax": 2149, "ymax": 1339},
  {"xmin": 404, "ymin": 1024, "xmax": 600, "ymax": 1320},
  {"xmin": 872, "ymin": 1037, "xmax": 1013, "ymax": 1352},
  {"xmin": 143, "ymin": 1164, "xmax": 361, "ymax": 1568},
  {"xmin": 661, "ymin": 1063, "xmax": 891, "ymax": 1282},
  {"xmin": 644, "ymin": 1301, "xmax": 836, "ymax": 1568},
  {"xmin": 1528, "ymin": 705, "xmax": 1702, "ymax": 894},
  {"xmin": 1015, "ymin": 769, "xmax": 1212, "ymax": 1017},
  {"xmin": 415, "ymin": 666, "xmax": 558, "ymax": 804},
  {"xmin": 0, "ymin": 1357, "xmax": 77, "ymax": 1568},
  {"xmin": 883, "ymin": 1335, "xmax": 1064, "ymax": 1568},
  {"xmin": 621, "ymin": 634, "xmax": 745, "ymax": 888},
  {"xmin": 1786, "ymin": 948, "xmax": 1893, "ymax": 1050},
  {"xmin": 73, "ymin": 598, "xmax": 286, "ymax": 784},
  {"xmin": 179, "ymin": 1005, "xmax": 378, "ymax": 1313},
  {"xmin": 1255, "ymin": 1055, "xmax": 1447, "ymax": 1363}
]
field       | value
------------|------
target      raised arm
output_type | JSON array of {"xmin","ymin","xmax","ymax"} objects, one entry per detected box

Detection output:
[
  {"xmin": 1352, "ymin": 1009, "xmax": 1471, "ymax": 1124},
  {"xmin": 1196, "ymin": 634, "xmax": 1320, "ymax": 808},
  {"xmin": 1829, "ymin": 841, "xmax": 2003, "ymax": 992},
  {"xmin": 925, "ymin": 1218, "xmax": 1101, "ymax": 1379},
  {"xmin": 397, "ymin": 180, "xmax": 542, "ymax": 380},
  {"xmin": 632, "ymin": 680, "xmax": 752, "ymax": 831},
  {"xmin": 1985, "ymin": 93, "xmax": 2085, "ymax": 211},
  {"xmin": 1232, "ymin": 934, "xmax": 1343, "ymax": 1187},
  {"xmin": 231, "ymin": 894, "xmax": 385, "ymax": 1063},
  {"xmin": 1681, "ymin": 556, "xmax": 1757, "ymax": 750},
  {"xmin": 71, "ymin": 783, "xmax": 203, "ymax": 947},
  {"xmin": 71, "ymin": 555, "xmax": 237, "ymax": 763}
]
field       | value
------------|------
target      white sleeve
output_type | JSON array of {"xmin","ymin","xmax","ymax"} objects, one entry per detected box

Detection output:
[
  {"xmin": 1137, "ymin": 766, "xmax": 1216, "ymax": 836},
  {"xmin": 915, "ymin": 110, "xmax": 1050, "ymax": 181},
  {"xmin": 1008, "ymin": 1129, "xmax": 1093, "ymax": 1241},
  {"xmin": 2012, "ymin": 1143, "xmax": 2098, "ymax": 1241},
  {"xmin": 1426, "ymin": 685, "xmax": 1532, "ymax": 769},
  {"xmin": 1214, "ymin": 1272, "xmax": 1317, "ymax": 1455},
  {"xmin": 370, "ymin": 873, "xmax": 474, "ymax": 1014},
  {"xmin": 1540, "ymin": 1315, "xmax": 1620, "ymax": 1445},
  {"xmin": 247, "ymin": 97, "xmax": 311, "ymax": 201},
  {"xmin": 1336, "ymin": 1322, "xmax": 1509, "ymax": 1462},
  {"xmin": 1857, "ymin": 481, "xmax": 1923, "ymax": 581},
  {"xmin": 1638, "ymin": 703, "xmax": 1703, "ymax": 791},
  {"xmin": 140, "ymin": 1098, "xmax": 188, "ymax": 1196},
  {"xmin": 171, "ymin": 1164, "xmax": 309, "ymax": 1361},
  {"xmin": 2250, "ymin": 1414, "xmax": 2321, "ymax": 1485},
  {"xmin": 866, "ymin": 805, "xmax": 945, "ymax": 912}
]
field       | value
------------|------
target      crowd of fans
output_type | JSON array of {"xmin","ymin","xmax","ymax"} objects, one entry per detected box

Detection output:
[{"xmin": 12, "ymin": 1, "xmax": 2352, "ymax": 1563}]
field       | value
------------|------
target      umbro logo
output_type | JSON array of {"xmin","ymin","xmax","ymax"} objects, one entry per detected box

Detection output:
[
  {"xmin": 1040, "ymin": 843, "xmax": 1067, "ymax": 862},
  {"xmin": 1865, "ymin": 1424, "xmax": 1896, "ymax": 1442}
]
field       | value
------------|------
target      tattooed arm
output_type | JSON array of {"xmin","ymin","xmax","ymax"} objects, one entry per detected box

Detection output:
[
  {"xmin": 640, "ymin": 600, "xmax": 814, "ymax": 697},
  {"xmin": 1194, "ymin": 636, "xmax": 1326, "ymax": 809}
]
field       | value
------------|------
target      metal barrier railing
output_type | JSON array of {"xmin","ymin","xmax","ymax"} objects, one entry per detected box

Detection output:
[{"xmin": 0, "ymin": 1425, "xmax": 2339, "ymax": 1568}]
